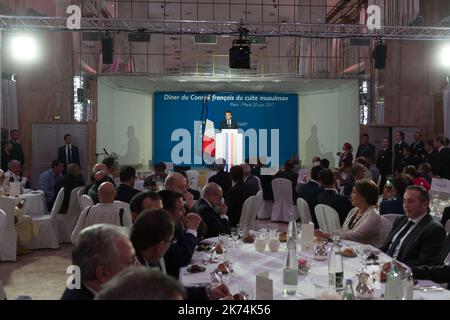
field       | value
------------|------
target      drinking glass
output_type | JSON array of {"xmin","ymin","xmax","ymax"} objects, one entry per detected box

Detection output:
[
  {"xmin": 238, "ymin": 283, "xmax": 254, "ymax": 300},
  {"xmin": 218, "ymin": 233, "xmax": 229, "ymax": 261},
  {"xmin": 231, "ymin": 227, "xmax": 239, "ymax": 248},
  {"xmin": 357, "ymin": 245, "xmax": 371, "ymax": 268}
]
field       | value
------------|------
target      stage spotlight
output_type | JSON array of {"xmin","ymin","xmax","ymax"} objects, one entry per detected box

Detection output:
[
  {"xmin": 9, "ymin": 33, "xmax": 39, "ymax": 63},
  {"xmin": 440, "ymin": 45, "xmax": 450, "ymax": 68},
  {"xmin": 229, "ymin": 26, "xmax": 251, "ymax": 69}
]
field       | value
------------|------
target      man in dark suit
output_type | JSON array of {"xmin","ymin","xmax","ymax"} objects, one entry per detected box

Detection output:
[
  {"xmin": 380, "ymin": 186, "xmax": 446, "ymax": 267},
  {"xmin": 393, "ymin": 131, "xmax": 409, "ymax": 174},
  {"xmin": 54, "ymin": 163, "xmax": 85, "ymax": 214},
  {"xmin": 159, "ymin": 190, "xmax": 201, "ymax": 279},
  {"xmin": 219, "ymin": 111, "xmax": 238, "ymax": 129},
  {"xmin": 9, "ymin": 129, "xmax": 25, "ymax": 166},
  {"xmin": 61, "ymin": 224, "xmax": 137, "ymax": 300},
  {"xmin": 410, "ymin": 131, "xmax": 425, "ymax": 162},
  {"xmin": 379, "ymin": 173, "xmax": 413, "ymax": 215},
  {"xmin": 434, "ymin": 135, "xmax": 450, "ymax": 179},
  {"xmin": 275, "ymin": 160, "xmax": 299, "ymax": 204},
  {"xmin": 356, "ymin": 133, "xmax": 376, "ymax": 159},
  {"xmin": 411, "ymin": 234, "xmax": 450, "ymax": 289},
  {"xmin": 57, "ymin": 134, "xmax": 80, "ymax": 175},
  {"xmin": 296, "ymin": 165, "xmax": 323, "ymax": 228},
  {"xmin": 241, "ymin": 163, "xmax": 260, "ymax": 196},
  {"xmin": 398, "ymin": 145, "xmax": 419, "ymax": 173},
  {"xmin": 225, "ymin": 166, "xmax": 252, "ymax": 227},
  {"xmin": 195, "ymin": 183, "xmax": 231, "ymax": 238},
  {"xmin": 208, "ymin": 159, "xmax": 232, "ymax": 197},
  {"xmin": 317, "ymin": 168, "xmax": 353, "ymax": 225},
  {"xmin": 115, "ymin": 166, "xmax": 140, "ymax": 203},
  {"xmin": 376, "ymin": 138, "xmax": 393, "ymax": 191}
]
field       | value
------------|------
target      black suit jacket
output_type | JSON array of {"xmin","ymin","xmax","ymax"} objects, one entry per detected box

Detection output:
[
  {"xmin": 208, "ymin": 170, "xmax": 232, "ymax": 197},
  {"xmin": 380, "ymin": 214, "xmax": 446, "ymax": 267},
  {"xmin": 60, "ymin": 285, "xmax": 95, "ymax": 300},
  {"xmin": 423, "ymin": 149, "xmax": 438, "ymax": 174},
  {"xmin": 220, "ymin": 120, "xmax": 238, "ymax": 129},
  {"xmin": 376, "ymin": 148, "xmax": 393, "ymax": 175},
  {"xmin": 356, "ymin": 143, "xmax": 376, "ymax": 158},
  {"xmin": 164, "ymin": 223, "xmax": 198, "ymax": 279},
  {"xmin": 393, "ymin": 141, "xmax": 409, "ymax": 174},
  {"xmin": 11, "ymin": 141, "xmax": 25, "ymax": 165},
  {"xmin": 195, "ymin": 198, "xmax": 230, "ymax": 238},
  {"xmin": 410, "ymin": 141, "xmax": 425, "ymax": 160},
  {"xmin": 116, "ymin": 183, "xmax": 140, "ymax": 204},
  {"xmin": 398, "ymin": 155, "xmax": 419, "ymax": 173},
  {"xmin": 225, "ymin": 181, "xmax": 252, "ymax": 227},
  {"xmin": 296, "ymin": 181, "xmax": 323, "ymax": 228},
  {"xmin": 243, "ymin": 175, "xmax": 260, "ymax": 196},
  {"xmin": 436, "ymin": 147, "xmax": 450, "ymax": 179},
  {"xmin": 317, "ymin": 189, "xmax": 353, "ymax": 225},
  {"xmin": 54, "ymin": 174, "xmax": 85, "ymax": 214},
  {"xmin": 411, "ymin": 234, "xmax": 450, "ymax": 288},
  {"xmin": 58, "ymin": 144, "xmax": 81, "ymax": 173}
]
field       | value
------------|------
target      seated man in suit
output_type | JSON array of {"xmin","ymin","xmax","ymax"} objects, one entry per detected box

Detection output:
[
  {"xmin": 143, "ymin": 162, "xmax": 168, "ymax": 191},
  {"xmin": 130, "ymin": 209, "xmax": 231, "ymax": 299},
  {"xmin": 115, "ymin": 166, "xmax": 140, "ymax": 203},
  {"xmin": 61, "ymin": 224, "xmax": 138, "ymax": 300},
  {"xmin": 380, "ymin": 185, "xmax": 446, "ymax": 267},
  {"xmin": 296, "ymin": 165, "xmax": 323, "ymax": 228},
  {"xmin": 195, "ymin": 183, "xmax": 231, "ymax": 238},
  {"xmin": 130, "ymin": 191, "xmax": 162, "ymax": 222},
  {"xmin": 317, "ymin": 168, "xmax": 353, "ymax": 225},
  {"xmin": 159, "ymin": 190, "xmax": 201, "ymax": 279},
  {"xmin": 275, "ymin": 160, "xmax": 299, "ymax": 204},
  {"xmin": 208, "ymin": 158, "xmax": 232, "ymax": 197},
  {"xmin": 380, "ymin": 173, "xmax": 413, "ymax": 215},
  {"xmin": 54, "ymin": 163, "xmax": 85, "ymax": 214},
  {"xmin": 71, "ymin": 182, "xmax": 132, "ymax": 243},
  {"xmin": 240, "ymin": 163, "xmax": 259, "ymax": 196},
  {"xmin": 219, "ymin": 110, "xmax": 238, "ymax": 129},
  {"xmin": 225, "ymin": 166, "xmax": 252, "ymax": 227}
]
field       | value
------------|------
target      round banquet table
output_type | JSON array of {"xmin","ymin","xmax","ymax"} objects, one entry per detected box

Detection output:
[
  {"xmin": 1, "ymin": 190, "xmax": 47, "ymax": 215},
  {"xmin": 180, "ymin": 236, "xmax": 450, "ymax": 300}
]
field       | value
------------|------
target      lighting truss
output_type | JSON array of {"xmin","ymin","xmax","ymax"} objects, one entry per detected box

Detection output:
[{"xmin": 1, "ymin": 15, "xmax": 450, "ymax": 40}]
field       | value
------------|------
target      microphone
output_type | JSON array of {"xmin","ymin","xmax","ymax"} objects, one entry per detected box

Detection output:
[{"xmin": 103, "ymin": 148, "xmax": 110, "ymax": 156}]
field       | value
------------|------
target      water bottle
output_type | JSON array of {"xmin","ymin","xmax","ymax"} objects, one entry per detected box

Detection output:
[
  {"xmin": 401, "ymin": 269, "xmax": 414, "ymax": 300},
  {"xmin": 286, "ymin": 209, "xmax": 298, "ymax": 249},
  {"xmin": 384, "ymin": 259, "xmax": 404, "ymax": 300},
  {"xmin": 341, "ymin": 279, "xmax": 355, "ymax": 300},
  {"xmin": 328, "ymin": 235, "xmax": 344, "ymax": 291},
  {"xmin": 283, "ymin": 238, "xmax": 298, "ymax": 296}
]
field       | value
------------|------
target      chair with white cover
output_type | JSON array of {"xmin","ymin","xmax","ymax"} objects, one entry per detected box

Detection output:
[
  {"xmin": 206, "ymin": 171, "xmax": 217, "ymax": 183},
  {"xmin": 297, "ymin": 197, "xmax": 312, "ymax": 224},
  {"xmin": 114, "ymin": 200, "xmax": 131, "ymax": 213},
  {"xmin": 77, "ymin": 188, "xmax": 85, "ymax": 208},
  {"xmin": 239, "ymin": 195, "xmax": 257, "ymax": 230},
  {"xmin": 382, "ymin": 213, "xmax": 402, "ymax": 225},
  {"xmin": 271, "ymin": 178, "xmax": 299, "ymax": 222},
  {"xmin": 314, "ymin": 204, "xmax": 341, "ymax": 233},
  {"xmin": 254, "ymin": 175, "xmax": 262, "ymax": 191},
  {"xmin": 255, "ymin": 190, "xmax": 272, "ymax": 220},
  {"xmin": 186, "ymin": 170, "xmax": 200, "ymax": 191},
  {"xmin": 0, "ymin": 204, "xmax": 17, "ymax": 261},
  {"xmin": 380, "ymin": 216, "xmax": 393, "ymax": 246},
  {"xmin": 25, "ymin": 188, "xmax": 64, "ymax": 250},
  {"xmin": 80, "ymin": 194, "xmax": 94, "ymax": 210},
  {"xmin": 57, "ymin": 186, "xmax": 84, "ymax": 243},
  {"xmin": 446, "ymin": 220, "xmax": 450, "ymax": 234}
]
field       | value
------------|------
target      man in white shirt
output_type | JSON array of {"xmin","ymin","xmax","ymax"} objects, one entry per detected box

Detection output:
[
  {"xmin": 71, "ymin": 182, "xmax": 132, "ymax": 243},
  {"xmin": 3, "ymin": 160, "xmax": 28, "ymax": 191}
]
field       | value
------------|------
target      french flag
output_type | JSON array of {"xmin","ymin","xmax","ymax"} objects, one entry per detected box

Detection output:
[{"xmin": 202, "ymin": 106, "xmax": 216, "ymax": 157}]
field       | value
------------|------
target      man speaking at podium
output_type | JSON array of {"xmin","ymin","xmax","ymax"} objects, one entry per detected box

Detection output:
[{"xmin": 220, "ymin": 111, "xmax": 238, "ymax": 129}]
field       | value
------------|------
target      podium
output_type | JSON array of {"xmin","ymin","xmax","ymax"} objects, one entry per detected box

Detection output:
[{"xmin": 215, "ymin": 129, "xmax": 243, "ymax": 172}]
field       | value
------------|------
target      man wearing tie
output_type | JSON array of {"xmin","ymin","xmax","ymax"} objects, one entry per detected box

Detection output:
[
  {"xmin": 57, "ymin": 134, "xmax": 80, "ymax": 174},
  {"xmin": 219, "ymin": 111, "xmax": 238, "ymax": 129}
]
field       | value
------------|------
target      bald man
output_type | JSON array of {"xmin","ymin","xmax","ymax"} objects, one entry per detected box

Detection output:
[{"xmin": 71, "ymin": 182, "xmax": 132, "ymax": 243}]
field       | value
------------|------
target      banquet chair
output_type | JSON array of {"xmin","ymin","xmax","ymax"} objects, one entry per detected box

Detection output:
[
  {"xmin": 380, "ymin": 216, "xmax": 393, "ymax": 247},
  {"xmin": 25, "ymin": 188, "xmax": 64, "ymax": 250},
  {"xmin": 255, "ymin": 190, "xmax": 273, "ymax": 220},
  {"xmin": 57, "ymin": 186, "xmax": 84, "ymax": 243},
  {"xmin": 186, "ymin": 170, "xmax": 200, "ymax": 191},
  {"xmin": 315, "ymin": 204, "xmax": 341, "ymax": 233},
  {"xmin": 239, "ymin": 195, "xmax": 257, "ymax": 231},
  {"xmin": 114, "ymin": 200, "xmax": 131, "ymax": 213},
  {"xmin": 254, "ymin": 175, "xmax": 262, "ymax": 191},
  {"xmin": 271, "ymin": 178, "xmax": 299, "ymax": 222},
  {"xmin": 382, "ymin": 213, "xmax": 402, "ymax": 225},
  {"xmin": 80, "ymin": 194, "xmax": 94, "ymax": 210},
  {"xmin": 77, "ymin": 188, "xmax": 85, "ymax": 208},
  {"xmin": 297, "ymin": 197, "xmax": 312, "ymax": 224},
  {"xmin": 0, "ymin": 205, "xmax": 17, "ymax": 261}
]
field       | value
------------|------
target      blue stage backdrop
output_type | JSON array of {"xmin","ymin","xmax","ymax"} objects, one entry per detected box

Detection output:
[{"xmin": 153, "ymin": 92, "xmax": 298, "ymax": 167}]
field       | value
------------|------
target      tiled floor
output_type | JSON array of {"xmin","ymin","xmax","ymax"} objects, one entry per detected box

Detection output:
[{"xmin": 0, "ymin": 219, "xmax": 287, "ymax": 300}]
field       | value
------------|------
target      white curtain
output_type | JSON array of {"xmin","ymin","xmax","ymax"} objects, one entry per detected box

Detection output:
[
  {"xmin": 444, "ymin": 87, "xmax": 450, "ymax": 139},
  {"xmin": 1, "ymin": 79, "xmax": 18, "ymax": 131}
]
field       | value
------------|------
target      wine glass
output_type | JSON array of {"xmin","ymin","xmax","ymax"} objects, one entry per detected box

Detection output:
[
  {"xmin": 231, "ymin": 227, "xmax": 239, "ymax": 248},
  {"xmin": 218, "ymin": 233, "xmax": 229, "ymax": 261},
  {"xmin": 357, "ymin": 245, "xmax": 371, "ymax": 269}
]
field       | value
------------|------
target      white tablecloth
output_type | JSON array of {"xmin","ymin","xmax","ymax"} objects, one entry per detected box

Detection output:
[
  {"xmin": 1, "ymin": 190, "xmax": 47, "ymax": 215},
  {"xmin": 180, "ymin": 238, "xmax": 450, "ymax": 300}
]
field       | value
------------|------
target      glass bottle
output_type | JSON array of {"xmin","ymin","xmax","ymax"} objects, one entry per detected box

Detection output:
[
  {"xmin": 384, "ymin": 259, "xmax": 404, "ymax": 300},
  {"xmin": 328, "ymin": 235, "xmax": 344, "ymax": 291},
  {"xmin": 283, "ymin": 238, "xmax": 298, "ymax": 296},
  {"xmin": 401, "ymin": 269, "xmax": 414, "ymax": 300},
  {"xmin": 286, "ymin": 209, "xmax": 298, "ymax": 249},
  {"xmin": 341, "ymin": 279, "xmax": 355, "ymax": 300}
]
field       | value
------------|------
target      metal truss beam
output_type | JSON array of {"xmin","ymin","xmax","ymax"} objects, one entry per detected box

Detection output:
[{"xmin": 1, "ymin": 15, "xmax": 450, "ymax": 40}]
